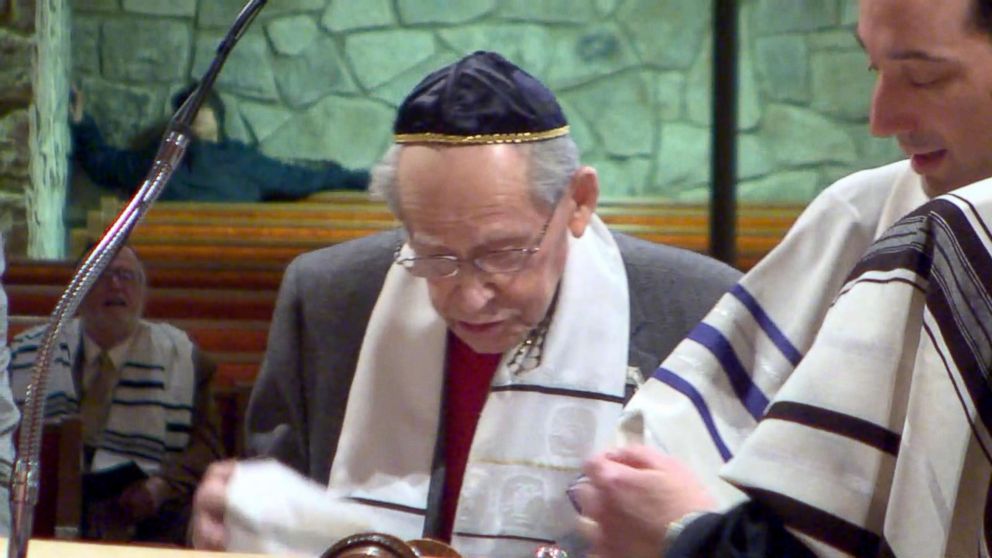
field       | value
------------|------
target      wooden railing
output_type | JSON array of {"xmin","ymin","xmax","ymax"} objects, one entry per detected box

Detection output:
[{"xmin": 72, "ymin": 194, "xmax": 803, "ymax": 271}]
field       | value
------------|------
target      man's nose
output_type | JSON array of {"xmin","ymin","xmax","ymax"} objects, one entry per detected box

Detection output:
[
  {"xmin": 450, "ymin": 268, "xmax": 496, "ymax": 313},
  {"xmin": 869, "ymin": 74, "xmax": 915, "ymax": 138}
]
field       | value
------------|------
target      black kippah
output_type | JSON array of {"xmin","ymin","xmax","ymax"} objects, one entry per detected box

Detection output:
[{"xmin": 394, "ymin": 51, "xmax": 569, "ymax": 145}]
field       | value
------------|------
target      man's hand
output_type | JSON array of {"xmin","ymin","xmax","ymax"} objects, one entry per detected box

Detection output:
[
  {"xmin": 118, "ymin": 476, "xmax": 169, "ymax": 522},
  {"xmin": 69, "ymin": 85, "xmax": 84, "ymax": 124},
  {"xmin": 191, "ymin": 460, "xmax": 237, "ymax": 550},
  {"xmin": 575, "ymin": 445, "xmax": 717, "ymax": 558}
]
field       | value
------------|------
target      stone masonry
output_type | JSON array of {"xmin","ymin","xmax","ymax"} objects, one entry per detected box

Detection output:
[
  {"xmin": 0, "ymin": 0, "xmax": 35, "ymax": 256},
  {"xmin": 1, "ymin": 0, "xmax": 70, "ymax": 258},
  {"xmin": 2, "ymin": 0, "xmax": 904, "ymax": 256},
  {"xmin": 70, "ymin": 0, "xmax": 900, "ymax": 205}
]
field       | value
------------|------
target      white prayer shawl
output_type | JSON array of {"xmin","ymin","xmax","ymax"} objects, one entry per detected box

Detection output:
[
  {"xmin": 621, "ymin": 160, "xmax": 930, "ymax": 506},
  {"xmin": 0, "ymin": 235, "xmax": 15, "ymax": 534},
  {"xmin": 225, "ymin": 216, "xmax": 630, "ymax": 558},
  {"xmin": 721, "ymin": 180, "xmax": 992, "ymax": 557},
  {"xmin": 8, "ymin": 318, "xmax": 196, "ymax": 475}
]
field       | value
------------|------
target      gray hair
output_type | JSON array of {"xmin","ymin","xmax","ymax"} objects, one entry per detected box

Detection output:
[{"xmin": 369, "ymin": 135, "xmax": 581, "ymax": 217}]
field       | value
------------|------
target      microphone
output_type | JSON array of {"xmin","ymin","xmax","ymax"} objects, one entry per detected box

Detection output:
[{"xmin": 6, "ymin": 2, "xmax": 267, "ymax": 556}]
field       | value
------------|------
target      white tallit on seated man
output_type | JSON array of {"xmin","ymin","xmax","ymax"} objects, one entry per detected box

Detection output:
[
  {"xmin": 8, "ymin": 245, "xmax": 225, "ymax": 545},
  {"xmin": 189, "ymin": 51, "xmax": 741, "ymax": 557},
  {"xmin": 574, "ymin": 0, "xmax": 992, "ymax": 555},
  {"xmin": 0, "ymin": 233, "xmax": 20, "ymax": 535}
]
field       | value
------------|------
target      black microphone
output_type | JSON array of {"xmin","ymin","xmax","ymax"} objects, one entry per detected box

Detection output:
[{"xmin": 7, "ymin": 2, "xmax": 268, "ymax": 557}]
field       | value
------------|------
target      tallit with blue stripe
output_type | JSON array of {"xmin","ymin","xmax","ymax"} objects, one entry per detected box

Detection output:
[
  {"xmin": 9, "ymin": 318, "xmax": 196, "ymax": 475},
  {"xmin": 717, "ymin": 180, "xmax": 992, "ymax": 557},
  {"xmin": 621, "ymin": 160, "xmax": 927, "ymax": 505}
]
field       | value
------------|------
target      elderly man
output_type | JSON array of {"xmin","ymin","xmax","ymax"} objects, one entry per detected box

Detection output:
[
  {"xmin": 191, "ymin": 51, "xmax": 739, "ymax": 557},
  {"xmin": 8, "ymin": 246, "xmax": 224, "ymax": 544},
  {"xmin": 578, "ymin": 0, "xmax": 992, "ymax": 556}
]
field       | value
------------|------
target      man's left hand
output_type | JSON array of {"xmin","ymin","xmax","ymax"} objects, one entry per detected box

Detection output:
[
  {"xmin": 118, "ymin": 476, "xmax": 169, "ymax": 522},
  {"xmin": 575, "ymin": 445, "xmax": 718, "ymax": 558}
]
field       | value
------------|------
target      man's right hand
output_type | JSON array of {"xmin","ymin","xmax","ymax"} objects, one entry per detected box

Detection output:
[
  {"xmin": 576, "ymin": 445, "xmax": 718, "ymax": 558},
  {"xmin": 191, "ymin": 459, "xmax": 237, "ymax": 550},
  {"xmin": 69, "ymin": 85, "xmax": 84, "ymax": 124}
]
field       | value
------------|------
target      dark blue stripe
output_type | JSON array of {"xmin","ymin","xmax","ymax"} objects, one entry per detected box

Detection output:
[
  {"xmin": 116, "ymin": 379, "xmax": 166, "ymax": 390},
  {"xmin": 651, "ymin": 367, "xmax": 733, "ymax": 462},
  {"xmin": 38, "ymin": 392, "xmax": 78, "ymax": 418},
  {"xmin": 96, "ymin": 445, "xmax": 161, "ymax": 463},
  {"xmin": 12, "ymin": 341, "xmax": 71, "ymax": 355},
  {"xmin": 730, "ymin": 284, "xmax": 804, "ymax": 366},
  {"xmin": 109, "ymin": 399, "xmax": 193, "ymax": 412},
  {"xmin": 122, "ymin": 361, "xmax": 165, "ymax": 372},
  {"xmin": 687, "ymin": 323, "xmax": 769, "ymax": 419},
  {"xmin": 11, "ymin": 357, "xmax": 72, "ymax": 371},
  {"xmin": 21, "ymin": 329, "xmax": 46, "ymax": 340},
  {"xmin": 103, "ymin": 430, "xmax": 166, "ymax": 447}
]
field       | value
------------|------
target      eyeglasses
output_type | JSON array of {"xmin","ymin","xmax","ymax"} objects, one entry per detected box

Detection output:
[
  {"xmin": 395, "ymin": 210, "xmax": 556, "ymax": 279},
  {"xmin": 101, "ymin": 267, "xmax": 139, "ymax": 284}
]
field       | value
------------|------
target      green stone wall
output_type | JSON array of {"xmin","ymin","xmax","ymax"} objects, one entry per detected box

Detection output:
[
  {"xmin": 70, "ymin": 0, "xmax": 903, "ymax": 203},
  {"xmin": 1, "ymin": 0, "xmax": 71, "ymax": 258}
]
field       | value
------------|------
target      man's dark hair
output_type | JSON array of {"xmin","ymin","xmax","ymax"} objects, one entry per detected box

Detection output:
[
  {"xmin": 975, "ymin": 0, "xmax": 992, "ymax": 34},
  {"xmin": 171, "ymin": 83, "xmax": 226, "ymax": 133}
]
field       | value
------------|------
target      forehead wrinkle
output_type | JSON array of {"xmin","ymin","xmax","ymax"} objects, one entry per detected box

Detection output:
[
  {"xmin": 857, "ymin": 29, "xmax": 954, "ymax": 62},
  {"xmin": 407, "ymin": 208, "xmax": 544, "ymax": 254}
]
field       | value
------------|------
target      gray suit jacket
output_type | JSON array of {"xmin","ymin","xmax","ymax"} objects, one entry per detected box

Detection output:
[{"xmin": 246, "ymin": 229, "xmax": 740, "ymax": 484}]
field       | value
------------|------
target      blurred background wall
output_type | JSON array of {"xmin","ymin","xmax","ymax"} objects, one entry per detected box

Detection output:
[{"xmin": 1, "ymin": 0, "xmax": 904, "ymax": 258}]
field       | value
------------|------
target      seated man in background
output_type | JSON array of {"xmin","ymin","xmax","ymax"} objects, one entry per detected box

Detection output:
[
  {"xmin": 190, "ymin": 51, "xmax": 740, "ymax": 557},
  {"xmin": 8, "ymin": 245, "xmax": 224, "ymax": 545},
  {"xmin": 576, "ymin": 0, "xmax": 992, "ymax": 556},
  {"xmin": 0, "ymin": 234, "xmax": 20, "ymax": 535},
  {"xmin": 70, "ymin": 83, "xmax": 369, "ymax": 202}
]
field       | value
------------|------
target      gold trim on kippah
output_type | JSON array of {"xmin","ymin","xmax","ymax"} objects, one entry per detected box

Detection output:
[{"xmin": 394, "ymin": 125, "xmax": 570, "ymax": 145}]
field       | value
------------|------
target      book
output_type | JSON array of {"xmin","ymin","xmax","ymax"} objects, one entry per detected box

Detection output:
[{"xmin": 82, "ymin": 461, "xmax": 147, "ymax": 502}]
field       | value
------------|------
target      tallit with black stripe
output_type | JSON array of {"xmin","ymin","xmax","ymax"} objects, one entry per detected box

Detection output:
[
  {"xmin": 718, "ymin": 181, "xmax": 992, "ymax": 556},
  {"xmin": 9, "ymin": 319, "xmax": 196, "ymax": 475},
  {"xmin": 225, "ymin": 216, "xmax": 629, "ymax": 557},
  {"xmin": 622, "ymin": 160, "xmax": 929, "ymax": 506}
]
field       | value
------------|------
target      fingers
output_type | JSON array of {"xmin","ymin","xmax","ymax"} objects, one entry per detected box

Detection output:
[
  {"xmin": 206, "ymin": 459, "xmax": 237, "ymax": 482},
  {"xmin": 576, "ymin": 515, "xmax": 603, "ymax": 555},
  {"xmin": 583, "ymin": 452, "xmax": 640, "ymax": 496},
  {"xmin": 604, "ymin": 445, "xmax": 672, "ymax": 470},
  {"xmin": 191, "ymin": 460, "xmax": 237, "ymax": 550},
  {"xmin": 579, "ymin": 448, "xmax": 717, "ymax": 558},
  {"xmin": 193, "ymin": 511, "xmax": 228, "ymax": 551}
]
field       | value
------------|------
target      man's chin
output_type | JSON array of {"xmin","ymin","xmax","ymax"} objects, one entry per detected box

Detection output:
[{"xmin": 451, "ymin": 323, "xmax": 523, "ymax": 355}]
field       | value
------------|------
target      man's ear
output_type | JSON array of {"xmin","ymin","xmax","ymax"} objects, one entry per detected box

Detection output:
[{"xmin": 567, "ymin": 166, "xmax": 600, "ymax": 237}]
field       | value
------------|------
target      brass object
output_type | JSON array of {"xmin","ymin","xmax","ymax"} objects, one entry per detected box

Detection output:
[{"xmin": 322, "ymin": 533, "xmax": 462, "ymax": 558}]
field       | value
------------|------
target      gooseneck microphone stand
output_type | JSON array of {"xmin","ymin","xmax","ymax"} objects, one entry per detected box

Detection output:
[{"xmin": 7, "ymin": 1, "xmax": 267, "ymax": 556}]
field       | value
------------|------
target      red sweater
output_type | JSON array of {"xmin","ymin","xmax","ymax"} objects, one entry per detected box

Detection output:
[{"xmin": 437, "ymin": 332, "xmax": 502, "ymax": 541}]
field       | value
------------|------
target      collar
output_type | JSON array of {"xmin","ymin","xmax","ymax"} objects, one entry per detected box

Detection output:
[{"xmin": 82, "ymin": 327, "xmax": 137, "ymax": 370}]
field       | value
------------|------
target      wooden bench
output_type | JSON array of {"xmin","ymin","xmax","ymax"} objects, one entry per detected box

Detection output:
[
  {"xmin": 15, "ymin": 416, "xmax": 83, "ymax": 539},
  {"xmin": 5, "ymin": 258, "xmax": 286, "ymax": 291},
  {"xmin": 7, "ymin": 285, "xmax": 276, "ymax": 322},
  {"xmin": 5, "ymin": 259, "xmax": 276, "ymax": 390},
  {"xmin": 77, "ymin": 197, "xmax": 803, "ymax": 271}
]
